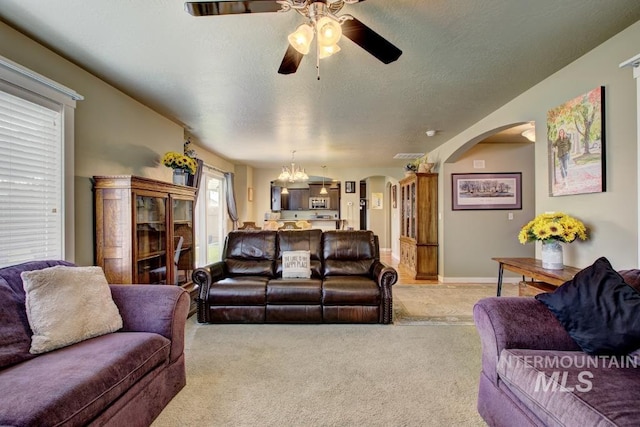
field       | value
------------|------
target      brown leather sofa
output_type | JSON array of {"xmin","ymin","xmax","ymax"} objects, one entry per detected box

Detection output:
[{"xmin": 193, "ymin": 230, "xmax": 398, "ymax": 324}]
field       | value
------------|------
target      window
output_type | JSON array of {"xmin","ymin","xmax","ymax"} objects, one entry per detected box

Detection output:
[
  {"xmin": 195, "ymin": 165, "xmax": 227, "ymax": 267},
  {"xmin": 0, "ymin": 56, "xmax": 82, "ymax": 268},
  {"xmin": 0, "ymin": 90, "xmax": 62, "ymax": 266}
]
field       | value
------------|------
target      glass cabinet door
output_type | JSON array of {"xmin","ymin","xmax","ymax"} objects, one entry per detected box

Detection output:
[
  {"xmin": 172, "ymin": 198, "xmax": 193, "ymax": 286},
  {"xmin": 410, "ymin": 182, "xmax": 416, "ymax": 239},
  {"xmin": 135, "ymin": 195, "xmax": 167, "ymax": 283}
]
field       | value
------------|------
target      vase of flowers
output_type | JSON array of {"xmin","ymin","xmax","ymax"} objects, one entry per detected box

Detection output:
[
  {"xmin": 518, "ymin": 212, "xmax": 588, "ymax": 269},
  {"xmin": 162, "ymin": 151, "xmax": 197, "ymax": 185}
]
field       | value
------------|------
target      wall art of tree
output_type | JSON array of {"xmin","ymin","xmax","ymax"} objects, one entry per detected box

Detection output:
[
  {"xmin": 547, "ymin": 87, "xmax": 603, "ymax": 162},
  {"xmin": 546, "ymin": 86, "xmax": 605, "ymax": 196}
]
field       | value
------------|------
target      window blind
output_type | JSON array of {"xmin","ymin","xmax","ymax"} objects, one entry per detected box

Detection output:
[{"xmin": 0, "ymin": 89, "xmax": 62, "ymax": 267}]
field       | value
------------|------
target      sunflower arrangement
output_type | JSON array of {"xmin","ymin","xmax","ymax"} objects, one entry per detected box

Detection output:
[
  {"xmin": 518, "ymin": 212, "xmax": 588, "ymax": 244},
  {"xmin": 162, "ymin": 151, "xmax": 197, "ymax": 174}
]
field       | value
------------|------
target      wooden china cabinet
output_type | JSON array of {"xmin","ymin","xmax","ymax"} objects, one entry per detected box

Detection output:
[
  {"xmin": 92, "ymin": 175, "xmax": 198, "ymax": 316},
  {"xmin": 399, "ymin": 172, "xmax": 438, "ymax": 280}
]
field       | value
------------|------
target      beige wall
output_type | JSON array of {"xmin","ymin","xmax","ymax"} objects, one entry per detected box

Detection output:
[
  {"xmin": 366, "ymin": 176, "xmax": 388, "ymax": 247},
  {"xmin": 443, "ymin": 142, "xmax": 536, "ymax": 280},
  {"xmin": 0, "ymin": 21, "xmax": 232, "ymax": 266},
  {"xmin": 431, "ymin": 20, "xmax": 640, "ymax": 277}
]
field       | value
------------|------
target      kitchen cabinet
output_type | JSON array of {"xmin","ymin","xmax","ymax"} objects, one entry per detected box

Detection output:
[
  {"xmin": 308, "ymin": 184, "xmax": 324, "ymax": 197},
  {"xmin": 284, "ymin": 188, "xmax": 309, "ymax": 210}
]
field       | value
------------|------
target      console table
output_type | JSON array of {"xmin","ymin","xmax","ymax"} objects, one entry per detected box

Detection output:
[{"xmin": 492, "ymin": 257, "xmax": 582, "ymax": 296}]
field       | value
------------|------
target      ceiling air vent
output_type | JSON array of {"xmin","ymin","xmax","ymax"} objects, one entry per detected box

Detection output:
[{"xmin": 393, "ymin": 153, "xmax": 425, "ymax": 160}]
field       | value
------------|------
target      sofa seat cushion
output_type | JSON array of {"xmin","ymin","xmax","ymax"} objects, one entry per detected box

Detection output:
[
  {"xmin": 0, "ymin": 331, "xmax": 169, "ymax": 427},
  {"xmin": 322, "ymin": 276, "xmax": 380, "ymax": 305},
  {"xmin": 210, "ymin": 277, "xmax": 268, "ymax": 304},
  {"xmin": 267, "ymin": 278, "xmax": 322, "ymax": 304},
  {"xmin": 497, "ymin": 348, "xmax": 640, "ymax": 427}
]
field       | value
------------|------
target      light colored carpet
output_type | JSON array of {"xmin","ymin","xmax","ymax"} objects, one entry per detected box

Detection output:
[
  {"xmin": 153, "ymin": 319, "xmax": 487, "ymax": 427},
  {"xmin": 393, "ymin": 283, "xmax": 518, "ymax": 325}
]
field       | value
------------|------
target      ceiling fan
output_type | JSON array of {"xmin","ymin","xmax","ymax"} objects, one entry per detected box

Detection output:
[{"xmin": 184, "ymin": 0, "xmax": 402, "ymax": 76}]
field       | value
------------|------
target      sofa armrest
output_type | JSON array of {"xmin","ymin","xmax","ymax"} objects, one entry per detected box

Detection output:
[
  {"xmin": 473, "ymin": 297, "xmax": 580, "ymax": 385},
  {"xmin": 110, "ymin": 285, "xmax": 189, "ymax": 363},
  {"xmin": 192, "ymin": 261, "xmax": 226, "ymax": 323},
  {"xmin": 372, "ymin": 260, "xmax": 398, "ymax": 288},
  {"xmin": 371, "ymin": 260, "xmax": 398, "ymax": 324}
]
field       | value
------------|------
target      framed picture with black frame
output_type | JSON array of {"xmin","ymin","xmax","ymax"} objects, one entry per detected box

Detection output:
[
  {"xmin": 345, "ymin": 181, "xmax": 356, "ymax": 193},
  {"xmin": 452, "ymin": 172, "xmax": 522, "ymax": 210}
]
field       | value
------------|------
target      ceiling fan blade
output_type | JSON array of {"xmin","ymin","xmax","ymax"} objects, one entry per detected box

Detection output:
[
  {"xmin": 278, "ymin": 45, "xmax": 304, "ymax": 75},
  {"xmin": 185, "ymin": 1, "xmax": 282, "ymax": 16},
  {"xmin": 341, "ymin": 17, "xmax": 402, "ymax": 64}
]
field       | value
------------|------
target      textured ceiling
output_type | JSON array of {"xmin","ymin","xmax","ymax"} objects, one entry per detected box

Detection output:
[{"xmin": 1, "ymin": 0, "xmax": 639, "ymax": 169}]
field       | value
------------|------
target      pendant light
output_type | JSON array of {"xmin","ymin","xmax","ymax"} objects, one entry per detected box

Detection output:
[{"xmin": 320, "ymin": 165, "xmax": 328, "ymax": 195}]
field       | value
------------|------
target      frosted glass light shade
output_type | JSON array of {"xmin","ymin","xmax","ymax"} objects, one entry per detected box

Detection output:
[
  {"xmin": 288, "ymin": 24, "xmax": 314, "ymax": 55},
  {"xmin": 318, "ymin": 44, "xmax": 341, "ymax": 59},
  {"xmin": 316, "ymin": 16, "xmax": 342, "ymax": 47}
]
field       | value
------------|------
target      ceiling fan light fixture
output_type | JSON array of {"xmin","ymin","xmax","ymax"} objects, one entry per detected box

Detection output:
[
  {"xmin": 316, "ymin": 16, "xmax": 342, "ymax": 47},
  {"xmin": 318, "ymin": 43, "xmax": 341, "ymax": 59},
  {"xmin": 288, "ymin": 23, "xmax": 314, "ymax": 55}
]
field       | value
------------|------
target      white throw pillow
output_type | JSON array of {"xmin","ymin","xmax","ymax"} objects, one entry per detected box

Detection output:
[
  {"xmin": 21, "ymin": 265, "xmax": 123, "ymax": 354},
  {"xmin": 282, "ymin": 250, "xmax": 311, "ymax": 279}
]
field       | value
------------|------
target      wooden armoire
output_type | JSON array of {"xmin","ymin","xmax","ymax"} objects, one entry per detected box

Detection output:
[
  {"xmin": 92, "ymin": 175, "xmax": 198, "ymax": 315},
  {"xmin": 398, "ymin": 172, "xmax": 438, "ymax": 279}
]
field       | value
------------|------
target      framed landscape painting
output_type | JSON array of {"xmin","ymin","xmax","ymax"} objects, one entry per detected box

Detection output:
[
  {"xmin": 547, "ymin": 86, "xmax": 606, "ymax": 196},
  {"xmin": 452, "ymin": 173, "xmax": 522, "ymax": 210}
]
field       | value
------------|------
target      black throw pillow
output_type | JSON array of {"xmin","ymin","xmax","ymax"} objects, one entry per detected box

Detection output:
[{"xmin": 536, "ymin": 256, "xmax": 640, "ymax": 355}]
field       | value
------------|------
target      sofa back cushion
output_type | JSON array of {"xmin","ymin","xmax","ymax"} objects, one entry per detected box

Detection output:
[
  {"xmin": 276, "ymin": 229, "xmax": 323, "ymax": 278},
  {"xmin": 224, "ymin": 231, "xmax": 277, "ymax": 277},
  {"xmin": 0, "ymin": 260, "xmax": 75, "ymax": 369},
  {"xmin": 322, "ymin": 231, "xmax": 376, "ymax": 277}
]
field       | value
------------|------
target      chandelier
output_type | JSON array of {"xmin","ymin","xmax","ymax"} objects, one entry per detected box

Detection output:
[{"xmin": 278, "ymin": 150, "xmax": 309, "ymax": 182}]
